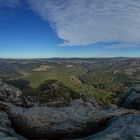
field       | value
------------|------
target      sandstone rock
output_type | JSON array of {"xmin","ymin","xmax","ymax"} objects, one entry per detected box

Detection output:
[
  {"xmin": 0, "ymin": 100, "xmax": 136, "ymax": 140},
  {"xmin": 120, "ymin": 86, "xmax": 140, "ymax": 110},
  {"xmin": 0, "ymin": 111, "xmax": 27, "ymax": 140},
  {"xmin": 0, "ymin": 81, "xmax": 34, "ymax": 107},
  {"xmin": 83, "ymin": 97, "xmax": 100, "ymax": 108},
  {"xmin": 0, "ymin": 81, "xmax": 23, "ymax": 106},
  {"xmin": 79, "ymin": 114, "xmax": 140, "ymax": 140},
  {"xmin": 133, "ymin": 85, "xmax": 140, "ymax": 92}
]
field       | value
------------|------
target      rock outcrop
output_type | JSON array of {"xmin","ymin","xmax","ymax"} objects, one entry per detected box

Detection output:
[
  {"xmin": 79, "ymin": 114, "xmax": 140, "ymax": 140},
  {"xmin": 0, "ymin": 100, "xmax": 136, "ymax": 139},
  {"xmin": 120, "ymin": 85, "xmax": 140, "ymax": 110},
  {"xmin": 0, "ymin": 111, "xmax": 27, "ymax": 140},
  {"xmin": 0, "ymin": 81, "xmax": 140, "ymax": 140},
  {"xmin": 0, "ymin": 81, "xmax": 24, "ymax": 106},
  {"xmin": 0, "ymin": 81, "xmax": 33, "ymax": 107}
]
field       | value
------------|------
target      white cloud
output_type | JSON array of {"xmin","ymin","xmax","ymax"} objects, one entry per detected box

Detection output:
[
  {"xmin": 0, "ymin": 0, "xmax": 21, "ymax": 8},
  {"xmin": 29, "ymin": 0, "xmax": 140, "ymax": 46}
]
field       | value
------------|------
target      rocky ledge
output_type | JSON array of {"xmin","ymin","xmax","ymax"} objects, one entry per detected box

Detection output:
[{"xmin": 0, "ymin": 81, "xmax": 140, "ymax": 140}]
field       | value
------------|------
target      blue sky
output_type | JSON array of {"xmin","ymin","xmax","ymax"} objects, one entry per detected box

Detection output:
[{"xmin": 0, "ymin": 0, "xmax": 140, "ymax": 58}]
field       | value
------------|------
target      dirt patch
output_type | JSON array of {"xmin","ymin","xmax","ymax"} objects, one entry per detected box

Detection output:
[
  {"xmin": 66, "ymin": 65, "xmax": 74, "ymax": 68},
  {"xmin": 70, "ymin": 75, "xmax": 82, "ymax": 84},
  {"xmin": 33, "ymin": 65, "xmax": 51, "ymax": 71}
]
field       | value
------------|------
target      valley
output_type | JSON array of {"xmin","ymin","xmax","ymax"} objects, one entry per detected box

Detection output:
[{"xmin": 1, "ymin": 57, "xmax": 140, "ymax": 104}]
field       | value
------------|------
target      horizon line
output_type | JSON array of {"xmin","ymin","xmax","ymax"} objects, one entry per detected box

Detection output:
[{"xmin": 0, "ymin": 56, "xmax": 140, "ymax": 60}]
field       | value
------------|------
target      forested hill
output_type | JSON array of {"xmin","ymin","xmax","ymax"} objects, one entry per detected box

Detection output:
[{"xmin": 0, "ymin": 57, "xmax": 140, "ymax": 104}]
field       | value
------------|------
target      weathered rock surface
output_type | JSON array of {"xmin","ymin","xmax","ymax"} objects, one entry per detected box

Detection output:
[
  {"xmin": 0, "ymin": 81, "xmax": 35, "ymax": 107},
  {"xmin": 0, "ymin": 111, "xmax": 27, "ymax": 140},
  {"xmin": 0, "ymin": 81, "xmax": 140, "ymax": 140},
  {"xmin": 79, "ymin": 114, "xmax": 140, "ymax": 140},
  {"xmin": 0, "ymin": 81, "xmax": 24, "ymax": 106},
  {"xmin": 0, "ymin": 99, "xmax": 136, "ymax": 139},
  {"xmin": 120, "ymin": 85, "xmax": 140, "ymax": 110},
  {"xmin": 83, "ymin": 96, "xmax": 100, "ymax": 108}
]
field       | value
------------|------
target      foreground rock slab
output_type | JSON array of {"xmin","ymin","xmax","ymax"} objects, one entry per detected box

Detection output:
[
  {"xmin": 0, "ymin": 111, "xmax": 27, "ymax": 140},
  {"xmin": 80, "ymin": 114, "xmax": 140, "ymax": 140},
  {"xmin": 121, "ymin": 85, "xmax": 140, "ymax": 110},
  {"xmin": 0, "ymin": 99, "xmax": 136, "ymax": 140}
]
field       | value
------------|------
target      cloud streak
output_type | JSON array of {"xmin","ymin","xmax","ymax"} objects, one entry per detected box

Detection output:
[{"xmin": 28, "ymin": 0, "xmax": 140, "ymax": 47}]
